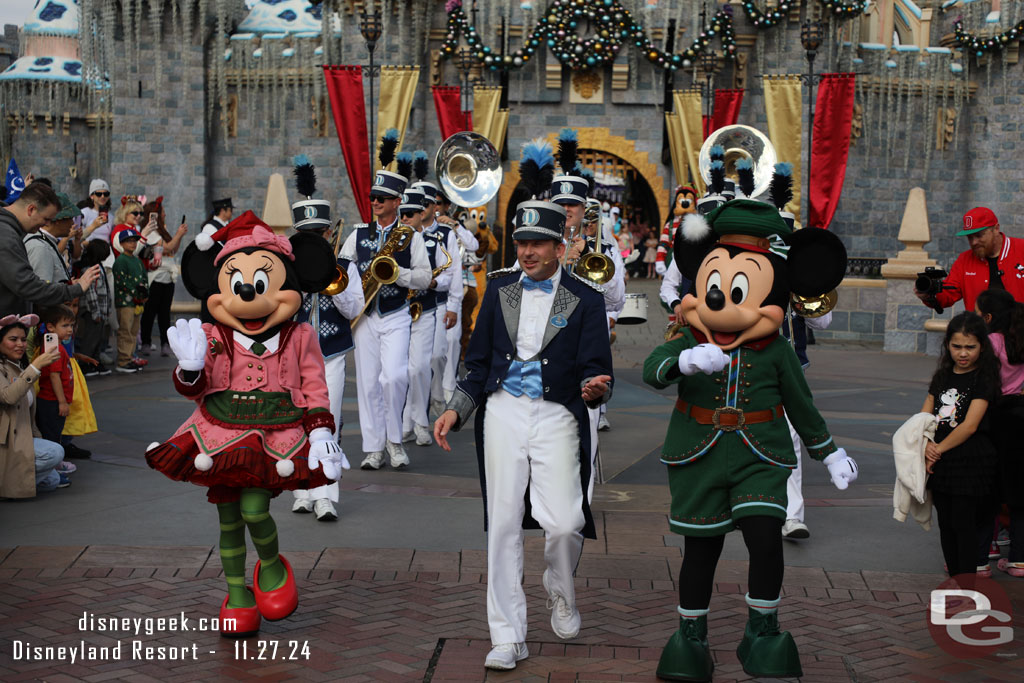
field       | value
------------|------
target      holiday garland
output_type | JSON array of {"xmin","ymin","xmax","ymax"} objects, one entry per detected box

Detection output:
[{"xmin": 953, "ymin": 15, "xmax": 1024, "ymax": 57}]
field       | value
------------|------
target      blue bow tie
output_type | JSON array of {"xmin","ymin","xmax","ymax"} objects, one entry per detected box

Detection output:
[{"xmin": 522, "ymin": 277, "xmax": 554, "ymax": 293}]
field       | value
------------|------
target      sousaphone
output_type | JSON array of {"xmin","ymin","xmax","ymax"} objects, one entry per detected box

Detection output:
[
  {"xmin": 435, "ymin": 131, "xmax": 503, "ymax": 208},
  {"xmin": 698, "ymin": 125, "xmax": 777, "ymax": 198}
]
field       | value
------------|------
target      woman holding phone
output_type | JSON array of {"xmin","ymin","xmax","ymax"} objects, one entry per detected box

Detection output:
[
  {"xmin": 80, "ymin": 179, "xmax": 115, "ymax": 245},
  {"xmin": 137, "ymin": 198, "xmax": 187, "ymax": 356}
]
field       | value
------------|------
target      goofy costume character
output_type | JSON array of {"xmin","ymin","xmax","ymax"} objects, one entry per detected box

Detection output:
[
  {"xmin": 146, "ymin": 211, "xmax": 344, "ymax": 637},
  {"xmin": 643, "ymin": 200, "xmax": 857, "ymax": 680}
]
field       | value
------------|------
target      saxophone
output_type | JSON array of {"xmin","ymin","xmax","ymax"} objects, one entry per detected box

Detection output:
[
  {"xmin": 350, "ymin": 223, "xmax": 415, "ymax": 329},
  {"xmin": 409, "ymin": 246, "xmax": 452, "ymax": 323}
]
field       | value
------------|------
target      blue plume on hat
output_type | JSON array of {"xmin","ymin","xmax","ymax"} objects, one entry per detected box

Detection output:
[
  {"xmin": 769, "ymin": 162, "xmax": 794, "ymax": 210},
  {"xmin": 396, "ymin": 151, "xmax": 413, "ymax": 180},
  {"xmin": 378, "ymin": 128, "xmax": 400, "ymax": 168},
  {"xmin": 413, "ymin": 150, "xmax": 429, "ymax": 181},
  {"xmin": 576, "ymin": 164, "xmax": 595, "ymax": 194},
  {"xmin": 709, "ymin": 160, "xmax": 725, "ymax": 196},
  {"xmin": 557, "ymin": 127, "xmax": 579, "ymax": 175},
  {"xmin": 710, "ymin": 145, "xmax": 725, "ymax": 162},
  {"xmin": 735, "ymin": 158, "xmax": 755, "ymax": 198},
  {"xmin": 519, "ymin": 138, "xmax": 555, "ymax": 198},
  {"xmin": 292, "ymin": 154, "xmax": 317, "ymax": 198}
]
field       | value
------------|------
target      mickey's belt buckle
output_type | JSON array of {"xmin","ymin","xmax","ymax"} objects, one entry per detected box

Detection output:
[{"xmin": 712, "ymin": 406, "xmax": 744, "ymax": 432}]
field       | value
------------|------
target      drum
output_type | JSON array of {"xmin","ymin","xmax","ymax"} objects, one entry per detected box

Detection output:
[{"xmin": 618, "ymin": 293, "xmax": 648, "ymax": 325}]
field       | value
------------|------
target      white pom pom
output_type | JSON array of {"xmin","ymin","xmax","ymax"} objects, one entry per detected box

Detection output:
[
  {"xmin": 276, "ymin": 458, "xmax": 295, "ymax": 477},
  {"xmin": 195, "ymin": 231, "xmax": 215, "ymax": 252},
  {"xmin": 194, "ymin": 453, "xmax": 214, "ymax": 471},
  {"xmin": 146, "ymin": 441, "xmax": 161, "ymax": 452},
  {"xmin": 681, "ymin": 213, "xmax": 712, "ymax": 242}
]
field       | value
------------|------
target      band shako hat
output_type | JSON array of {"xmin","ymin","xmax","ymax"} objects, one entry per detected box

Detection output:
[
  {"xmin": 513, "ymin": 200, "xmax": 566, "ymax": 241},
  {"xmin": 400, "ymin": 187, "xmax": 426, "ymax": 214},
  {"xmin": 212, "ymin": 197, "xmax": 233, "ymax": 211},
  {"xmin": 550, "ymin": 128, "xmax": 588, "ymax": 205},
  {"xmin": 372, "ymin": 128, "xmax": 408, "ymax": 198},
  {"xmin": 291, "ymin": 155, "xmax": 331, "ymax": 231},
  {"xmin": 410, "ymin": 150, "xmax": 438, "ymax": 203}
]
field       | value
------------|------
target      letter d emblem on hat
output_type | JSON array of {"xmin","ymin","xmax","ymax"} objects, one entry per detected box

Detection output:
[
  {"xmin": 560, "ymin": 181, "xmax": 573, "ymax": 195},
  {"xmin": 375, "ymin": 173, "xmax": 385, "ymax": 186},
  {"xmin": 520, "ymin": 208, "xmax": 540, "ymax": 226}
]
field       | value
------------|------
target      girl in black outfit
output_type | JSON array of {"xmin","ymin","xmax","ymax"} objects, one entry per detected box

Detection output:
[{"xmin": 923, "ymin": 312, "xmax": 1000, "ymax": 581}]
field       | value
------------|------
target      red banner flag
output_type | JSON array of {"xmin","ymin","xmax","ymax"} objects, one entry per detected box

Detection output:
[
  {"xmin": 323, "ymin": 65, "xmax": 371, "ymax": 223},
  {"xmin": 432, "ymin": 85, "xmax": 467, "ymax": 140},
  {"xmin": 712, "ymin": 89, "xmax": 744, "ymax": 133},
  {"xmin": 810, "ymin": 74, "xmax": 856, "ymax": 229}
]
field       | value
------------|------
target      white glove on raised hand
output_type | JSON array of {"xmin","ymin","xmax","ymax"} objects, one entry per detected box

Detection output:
[
  {"xmin": 307, "ymin": 427, "xmax": 348, "ymax": 481},
  {"xmin": 167, "ymin": 318, "xmax": 207, "ymax": 371},
  {"xmin": 678, "ymin": 343, "xmax": 730, "ymax": 376},
  {"xmin": 823, "ymin": 448, "xmax": 858, "ymax": 490},
  {"xmin": 655, "ymin": 261, "xmax": 667, "ymax": 277}
]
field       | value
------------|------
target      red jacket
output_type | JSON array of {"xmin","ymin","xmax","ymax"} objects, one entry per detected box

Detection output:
[{"xmin": 935, "ymin": 233, "xmax": 1024, "ymax": 311}]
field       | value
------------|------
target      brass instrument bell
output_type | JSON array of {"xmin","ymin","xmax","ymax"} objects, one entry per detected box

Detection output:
[
  {"xmin": 698, "ymin": 125, "xmax": 777, "ymax": 198},
  {"xmin": 435, "ymin": 131, "xmax": 503, "ymax": 208},
  {"xmin": 790, "ymin": 289, "xmax": 838, "ymax": 318},
  {"xmin": 574, "ymin": 248, "xmax": 615, "ymax": 285},
  {"xmin": 321, "ymin": 266, "xmax": 349, "ymax": 296}
]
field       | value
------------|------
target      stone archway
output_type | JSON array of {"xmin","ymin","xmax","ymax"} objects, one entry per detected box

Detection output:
[{"xmin": 497, "ymin": 127, "xmax": 669, "ymax": 232}]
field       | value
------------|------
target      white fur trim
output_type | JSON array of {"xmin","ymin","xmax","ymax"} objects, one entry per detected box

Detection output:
[
  {"xmin": 146, "ymin": 441, "xmax": 161, "ymax": 452},
  {"xmin": 195, "ymin": 231, "xmax": 215, "ymax": 252},
  {"xmin": 681, "ymin": 213, "xmax": 711, "ymax": 242},
  {"xmin": 276, "ymin": 458, "xmax": 295, "ymax": 477},
  {"xmin": 194, "ymin": 453, "xmax": 214, "ymax": 471}
]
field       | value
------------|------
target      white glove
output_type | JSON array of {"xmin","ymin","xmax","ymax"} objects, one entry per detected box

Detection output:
[
  {"xmin": 307, "ymin": 427, "xmax": 347, "ymax": 481},
  {"xmin": 678, "ymin": 343, "xmax": 730, "ymax": 376},
  {"xmin": 655, "ymin": 261, "xmax": 667, "ymax": 277},
  {"xmin": 823, "ymin": 448, "xmax": 858, "ymax": 491},
  {"xmin": 167, "ymin": 318, "xmax": 207, "ymax": 371},
  {"xmin": 623, "ymin": 249, "xmax": 641, "ymax": 265}
]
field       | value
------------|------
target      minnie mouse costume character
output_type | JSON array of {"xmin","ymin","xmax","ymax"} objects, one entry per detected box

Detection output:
[
  {"xmin": 145, "ymin": 210, "xmax": 343, "ymax": 637},
  {"xmin": 643, "ymin": 200, "xmax": 858, "ymax": 680}
]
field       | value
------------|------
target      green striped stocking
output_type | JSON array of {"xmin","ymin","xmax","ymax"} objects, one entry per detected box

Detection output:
[
  {"xmin": 239, "ymin": 488, "xmax": 285, "ymax": 592},
  {"xmin": 216, "ymin": 501, "xmax": 255, "ymax": 608}
]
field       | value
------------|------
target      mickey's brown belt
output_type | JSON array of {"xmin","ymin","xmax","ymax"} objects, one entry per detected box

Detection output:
[{"xmin": 674, "ymin": 400, "xmax": 784, "ymax": 432}]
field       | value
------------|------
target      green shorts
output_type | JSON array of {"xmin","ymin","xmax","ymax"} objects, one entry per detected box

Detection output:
[{"xmin": 666, "ymin": 432, "xmax": 790, "ymax": 537}]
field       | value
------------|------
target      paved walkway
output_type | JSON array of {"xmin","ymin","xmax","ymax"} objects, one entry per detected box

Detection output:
[{"xmin": 2, "ymin": 279, "xmax": 1023, "ymax": 680}]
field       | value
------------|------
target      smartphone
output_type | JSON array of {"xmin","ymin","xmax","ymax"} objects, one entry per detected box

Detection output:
[
  {"xmin": 43, "ymin": 333, "xmax": 58, "ymax": 354},
  {"xmin": 181, "ymin": 215, "xmax": 186, "ymax": 227},
  {"xmin": 149, "ymin": 212, "xmax": 159, "ymax": 225}
]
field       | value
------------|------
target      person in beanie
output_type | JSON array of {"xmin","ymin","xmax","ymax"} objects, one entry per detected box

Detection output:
[
  {"xmin": 434, "ymin": 140, "xmax": 613, "ymax": 672},
  {"xmin": 915, "ymin": 207, "xmax": 1024, "ymax": 312},
  {"xmin": 643, "ymin": 199, "xmax": 857, "ymax": 681},
  {"xmin": 111, "ymin": 226, "xmax": 147, "ymax": 373}
]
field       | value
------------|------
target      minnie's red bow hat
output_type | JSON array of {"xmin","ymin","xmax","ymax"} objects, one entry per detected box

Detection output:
[{"xmin": 210, "ymin": 210, "xmax": 295, "ymax": 264}]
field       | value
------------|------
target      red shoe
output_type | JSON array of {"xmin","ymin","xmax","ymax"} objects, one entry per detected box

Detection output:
[
  {"xmin": 219, "ymin": 591, "xmax": 261, "ymax": 638},
  {"xmin": 252, "ymin": 554, "xmax": 298, "ymax": 621}
]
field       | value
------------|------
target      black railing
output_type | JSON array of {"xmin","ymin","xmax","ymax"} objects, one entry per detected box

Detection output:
[{"xmin": 846, "ymin": 257, "xmax": 886, "ymax": 278}]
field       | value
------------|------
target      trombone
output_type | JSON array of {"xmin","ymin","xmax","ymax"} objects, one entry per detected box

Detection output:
[{"xmin": 321, "ymin": 217, "xmax": 349, "ymax": 296}]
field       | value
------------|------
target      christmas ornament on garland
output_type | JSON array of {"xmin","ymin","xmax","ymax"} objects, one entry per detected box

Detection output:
[
  {"xmin": 816, "ymin": 0, "xmax": 867, "ymax": 19},
  {"xmin": 741, "ymin": 0, "xmax": 793, "ymax": 29},
  {"xmin": 953, "ymin": 15, "xmax": 1024, "ymax": 58}
]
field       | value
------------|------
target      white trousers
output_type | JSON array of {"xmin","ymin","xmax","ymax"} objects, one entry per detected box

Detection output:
[
  {"xmin": 785, "ymin": 416, "xmax": 805, "ymax": 521},
  {"xmin": 403, "ymin": 308, "xmax": 436, "ymax": 432},
  {"xmin": 430, "ymin": 306, "xmax": 449, "ymax": 404},
  {"xmin": 484, "ymin": 390, "xmax": 585, "ymax": 645},
  {"xmin": 294, "ymin": 352, "xmax": 347, "ymax": 503},
  {"xmin": 353, "ymin": 309, "xmax": 412, "ymax": 452},
  {"xmin": 442, "ymin": 305, "xmax": 462, "ymax": 395}
]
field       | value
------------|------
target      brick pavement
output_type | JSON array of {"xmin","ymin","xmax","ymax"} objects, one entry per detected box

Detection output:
[{"xmin": 2, "ymin": 510, "xmax": 1022, "ymax": 682}]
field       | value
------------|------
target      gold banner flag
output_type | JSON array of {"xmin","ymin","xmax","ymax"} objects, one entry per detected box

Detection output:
[
  {"xmin": 762, "ymin": 75, "xmax": 802, "ymax": 222},
  {"xmin": 493, "ymin": 109, "xmax": 510, "ymax": 155},
  {"xmin": 375, "ymin": 66, "xmax": 420, "ymax": 171},
  {"xmin": 472, "ymin": 86, "xmax": 502, "ymax": 146},
  {"xmin": 673, "ymin": 90, "xmax": 705, "ymax": 195},
  {"xmin": 664, "ymin": 112, "xmax": 686, "ymax": 191}
]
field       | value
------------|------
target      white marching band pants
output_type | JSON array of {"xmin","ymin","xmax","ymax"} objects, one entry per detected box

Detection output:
[
  {"xmin": 484, "ymin": 390, "xmax": 585, "ymax": 645},
  {"xmin": 430, "ymin": 305, "xmax": 450, "ymax": 405},
  {"xmin": 293, "ymin": 352, "xmax": 347, "ymax": 503},
  {"xmin": 442, "ymin": 306, "xmax": 462, "ymax": 395},
  {"xmin": 353, "ymin": 308, "xmax": 412, "ymax": 452},
  {"xmin": 785, "ymin": 415, "xmax": 805, "ymax": 522},
  {"xmin": 403, "ymin": 308, "xmax": 436, "ymax": 432}
]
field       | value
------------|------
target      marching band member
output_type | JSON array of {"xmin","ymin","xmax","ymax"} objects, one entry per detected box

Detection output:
[
  {"xmin": 402, "ymin": 186, "xmax": 454, "ymax": 447},
  {"xmin": 339, "ymin": 132, "xmax": 431, "ymax": 470},
  {"xmin": 435, "ymin": 192, "xmax": 479, "ymax": 405},
  {"xmin": 196, "ymin": 197, "xmax": 233, "ymax": 251},
  {"xmin": 290, "ymin": 156, "xmax": 362, "ymax": 521},
  {"xmin": 434, "ymin": 140, "xmax": 613, "ymax": 672}
]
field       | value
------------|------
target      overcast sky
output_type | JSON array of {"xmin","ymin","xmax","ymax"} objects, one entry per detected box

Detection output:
[{"xmin": 0, "ymin": 0, "xmax": 36, "ymax": 29}]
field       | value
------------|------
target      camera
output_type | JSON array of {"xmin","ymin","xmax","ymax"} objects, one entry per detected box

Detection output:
[{"xmin": 915, "ymin": 267, "xmax": 948, "ymax": 313}]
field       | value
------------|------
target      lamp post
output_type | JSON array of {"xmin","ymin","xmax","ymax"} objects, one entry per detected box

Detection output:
[
  {"xmin": 800, "ymin": 19, "xmax": 823, "ymax": 227},
  {"xmin": 359, "ymin": 2, "xmax": 383, "ymax": 157},
  {"xmin": 699, "ymin": 48, "xmax": 717, "ymax": 138},
  {"xmin": 455, "ymin": 48, "xmax": 476, "ymax": 130}
]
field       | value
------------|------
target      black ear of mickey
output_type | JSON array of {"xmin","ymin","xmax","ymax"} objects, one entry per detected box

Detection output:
[
  {"xmin": 289, "ymin": 232, "xmax": 338, "ymax": 293},
  {"xmin": 180, "ymin": 242, "xmax": 221, "ymax": 300},
  {"xmin": 786, "ymin": 228, "xmax": 848, "ymax": 296}
]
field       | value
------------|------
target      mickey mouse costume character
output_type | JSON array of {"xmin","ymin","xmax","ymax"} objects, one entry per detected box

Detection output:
[
  {"xmin": 145, "ymin": 210, "xmax": 344, "ymax": 637},
  {"xmin": 643, "ymin": 200, "xmax": 858, "ymax": 681}
]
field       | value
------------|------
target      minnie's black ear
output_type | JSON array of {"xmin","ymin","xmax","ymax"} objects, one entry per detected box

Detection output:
[
  {"xmin": 180, "ymin": 242, "xmax": 221, "ymax": 299},
  {"xmin": 786, "ymin": 228, "xmax": 847, "ymax": 296},
  {"xmin": 290, "ymin": 232, "xmax": 338, "ymax": 293}
]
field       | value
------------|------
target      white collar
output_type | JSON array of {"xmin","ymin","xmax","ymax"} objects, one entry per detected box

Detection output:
[
  {"xmin": 376, "ymin": 216, "xmax": 398, "ymax": 231},
  {"xmin": 233, "ymin": 330, "xmax": 280, "ymax": 354}
]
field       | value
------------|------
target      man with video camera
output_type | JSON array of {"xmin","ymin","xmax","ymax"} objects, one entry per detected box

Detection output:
[{"xmin": 915, "ymin": 207, "xmax": 1024, "ymax": 312}]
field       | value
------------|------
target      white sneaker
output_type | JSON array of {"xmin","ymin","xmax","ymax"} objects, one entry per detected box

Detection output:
[
  {"xmin": 543, "ymin": 570, "xmax": 580, "ymax": 639},
  {"xmin": 402, "ymin": 430, "xmax": 416, "ymax": 443},
  {"xmin": 291, "ymin": 498, "xmax": 314, "ymax": 513},
  {"xmin": 313, "ymin": 498, "xmax": 337, "ymax": 521},
  {"xmin": 484, "ymin": 642, "xmax": 528, "ymax": 670},
  {"xmin": 385, "ymin": 441, "xmax": 410, "ymax": 469},
  {"xmin": 414, "ymin": 425, "xmax": 433, "ymax": 446},
  {"xmin": 430, "ymin": 399, "xmax": 446, "ymax": 419},
  {"xmin": 597, "ymin": 414, "xmax": 611, "ymax": 431},
  {"xmin": 360, "ymin": 451, "xmax": 385, "ymax": 470},
  {"xmin": 782, "ymin": 519, "xmax": 810, "ymax": 539}
]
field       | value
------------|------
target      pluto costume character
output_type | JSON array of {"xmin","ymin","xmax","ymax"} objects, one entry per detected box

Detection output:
[
  {"xmin": 146, "ymin": 211, "xmax": 344, "ymax": 637},
  {"xmin": 643, "ymin": 200, "xmax": 858, "ymax": 681}
]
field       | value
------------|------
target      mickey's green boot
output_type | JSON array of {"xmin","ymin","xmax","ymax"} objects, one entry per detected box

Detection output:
[
  {"xmin": 655, "ymin": 608, "xmax": 713, "ymax": 682},
  {"xmin": 735, "ymin": 596, "xmax": 802, "ymax": 678}
]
